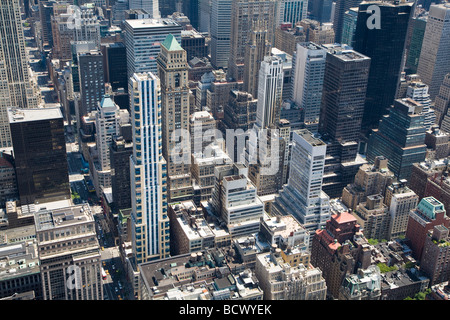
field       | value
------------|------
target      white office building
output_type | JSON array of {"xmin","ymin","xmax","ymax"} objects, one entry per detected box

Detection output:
[
  {"xmin": 256, "ymin": 56, "xmax": 284, "ymax": 129},
  {"xmin": 210, "ymin": 163, "xmax": 264, "ymax": 237},
  {"xmin": 95, "ymin": 95, "xmax": 123, "ymax": 171},
  {"xmin": 291, "ymin": 42, "xmax": 327, "ymax": 133},
  {"xmin": 272, "ymin": 130, "xmax": 331, "ymax": 241},
  {"xmin": 130, "ymin": 72, "xmax": 170, "ymax": 264}
]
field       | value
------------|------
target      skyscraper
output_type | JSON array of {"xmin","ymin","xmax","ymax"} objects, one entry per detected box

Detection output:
[
  {"xmin": 385, "ymin": 181, "xmax": 419, "ymax": 240},
  {"xmin": 256, "ymin": 56, "xmax": 284, "ymax": 130},
  {"xmin": 0, "ymin": 0, "xmax": 38, "ymax": 148},
  {"xmin": 210, "ymin": 0, "xmax": 232, "ymax": 69},
  {"xmin": 271, "ymin": 129, "xmax": 331, "ymax": 240},
  {"xmin": 291, "ymin": 42, "xmax": 327, "ymax": 133},
  {"xmin": 94, "ymin": 95, "xmax": 123, "ymax": 177},
  {"xmin": 435, "ymin": 74, "xmax": 450, "ymax": 131},
  {"xmin": 319, "ymin": 44, "xmax": 370, "ymax": 143},
  {"xmin": 110, "ymin": 136, "xmax": 133, "ymax": 212},
  {"xmin": 130, "ymin": 72, "xmax": 170, "ymax": 264},
  {"xmin": 333, "ymin": 0, "xmax": 362, "ymax": 43},
  {"xmin": 319, "ymin": 44, "xmax": 371, "ymax": 198},
  {"xmin": 421, "ymin": 225, "xmax": 450, "ymax": 286},
  {"xmin": 309, "ymin": 0, "xmax": 333, "ymax": 23},
  {"xmin": 198, "ymin": 0, "xmax": 212, "ymax": 33},
  {"xmin": 227, "ymin": 0, "xmax": 277, "ymax": 82},
  {"xmin": 129, "ymin": 0, "xmax": 160, "ymax": 18},
  {"xmin": 277, "ymin": 0, "xmax": 308, "ymax": 25},
  {"xmin": 366, "ymin": 98, "xmax": 427, "ymax": 181},
  {"xmin": 405, "ymin": 80, "xmax": 436, "ymax": 130},
  {"xmin": 157, "ymin": 34, "xmax": 193, "ymax": 202},
  {"xmin": 405, "ymin": 16, "xmax": 427, "ymax": 75},
  {"xmin": 417, "ymin": 3, "xmax": 450, "ymax": 100},
  {"xmin": 77, "ymin": 50, "xmax": 105, "ymax": 118},
  {"xmin": 210, "ymin": 163, "xmax": 264, "ymax": 237},
  {"xmin": 124, "ymin": 18, "xmax": 182, "ymax": 80},
  {"xmin": 341, "ymin": 7, "xmax": 358, "ymax": 47},
  {"xmin": 8, "ymin": 108, "xmax": 70, "ymax": 206},
  {"xmin": 243, "ymin": 21, "xmax": 272, "ymax": 99},
  {"xmin": 102, "ymin": 42, "xmax": 128, "ymax": 92},
  {"xmin": 353, "ymin": 0, "xmax": 414, "ymax": 132}
]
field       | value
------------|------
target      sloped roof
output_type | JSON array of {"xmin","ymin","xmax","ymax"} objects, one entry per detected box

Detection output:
[{"xmin": 161, "ymin": 34, "xmax": 183, "ymax": 52}]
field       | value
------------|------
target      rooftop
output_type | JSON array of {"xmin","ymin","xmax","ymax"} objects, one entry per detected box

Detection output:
[
  {"xmin": 125, "ymin": 18, "xmax": 181, "ymax": 29},
  {"xmin": 34, "ymin": 204, "xmax": 93, "ymax": 232},
  {"xmin": 333, "ymin": 211, "xmax": 357, "ymax": 224},
  {"xmin": 8, "ymin": 107, "xmax": 62, "ymax": 124},
  {"xmin": 295, "ymin": 129, "xmax": 325, "ymax": 147},
  {"xmin": 161, "ymin": 33, "xmax": 184, "ymax": 52},
  {"xmin": 416, "ymin": 197, "xmax": 446, "ymax": 220}
]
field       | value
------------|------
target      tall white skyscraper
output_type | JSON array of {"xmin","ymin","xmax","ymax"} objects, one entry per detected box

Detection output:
[
  {"xmin": 256, "ymin": 55, "xmax": 284, "ymax": 129},
  {"xmin": 129, "ymin": 0, "xmax": 160, "ymax": 18},
  {"xmin": 210, "ymin": 0, "xmax": 232, "ymax": 69},
  {"xmin": 272, "ymin": 129, "xmax": 331, "ymax": 241},
  {"xmin": 130, "ymin": 72, "xmax": 170, "ymax": 264},
  {"xmin": 291, "ymin": 42, "xmax": 327, "ymax": 133},
  {"xmin": 417, "ymin": 3, "xmax": 450, "ymax": 99},
  {"xmin": 95, "ymin": 95, "xmax": 123, "ymax": 171},
  {"xmin": 0, "ymin": 0, "xmax": 38, "ymax": 147}
]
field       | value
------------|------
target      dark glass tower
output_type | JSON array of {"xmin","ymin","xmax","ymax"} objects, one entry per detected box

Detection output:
[
  {"xmin": 8, "ymin": 108, "xmax": 70, "ymax": 205},
  {"xmin": 319, "ymin": 44, "xmax": 371, "ymax": 198},
  {"xmin": 405, "ymin": 16, "xmax": 427, "ymax": 75},
  {"xmin": 102, "ymin": 42, "xmax": 128, "ymax": 92},
  {"xmin": 366, "ymin": 98, "xmax": 427, "ymax": 181},
  {"xmin": 353, "ymin": 0, "xmax": 414, "ymax": 132},
  {"xmin": 309, "ymin": 0, "xmax": 333, "ymax": 23},
  {"xmin": 110, "ymin": 135, "xmax": 133, "ymax": 212},
  {"xmin": 182, "ymin": 0, "xmax": 199, "ymax": 30}
]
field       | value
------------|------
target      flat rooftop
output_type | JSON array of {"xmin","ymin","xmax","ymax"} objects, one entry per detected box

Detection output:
[
  {"xmin": 295, "ymin": 129, "xmax": 325, "ymax": 147},
  {"xmin": 34, "ymin": 204, "xmax": 93, "ymax": 232},
  {"xmin": 8, "ymin": 107, "xmax": 62, "ymax": 124},
  {"xmin": 322, "ymin": 44, "xmax": 370, "ymax": 62},
  {"xmin": 125, "ymin": 18, "xmax": 181, "ymax": 29}
]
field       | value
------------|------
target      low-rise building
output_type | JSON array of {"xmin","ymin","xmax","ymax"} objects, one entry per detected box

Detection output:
[
  {"xmin": 0, "ymin": 228, "xmax": 41, "ymax": 300},
  {"xmin": 354, "ymin": 194, "xmax": 390, "ymax": 241},
  {"xmin": 255, "ymin": 245, "xmax": 327, "ymax": 300},
  {"xmin": 138, "ymin": 248, "xmax": 263, "ymax": 300},
  {"xmin": 342, "ymin": 156, "xmax": 395, "ymax": 211},
  {"xmin": 339, "ymin": 266, "xmax": 382, "ymax": 300},
  {"xmin": 421, "ymin": 225, "xmax": 450, "ymax": 285}
]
